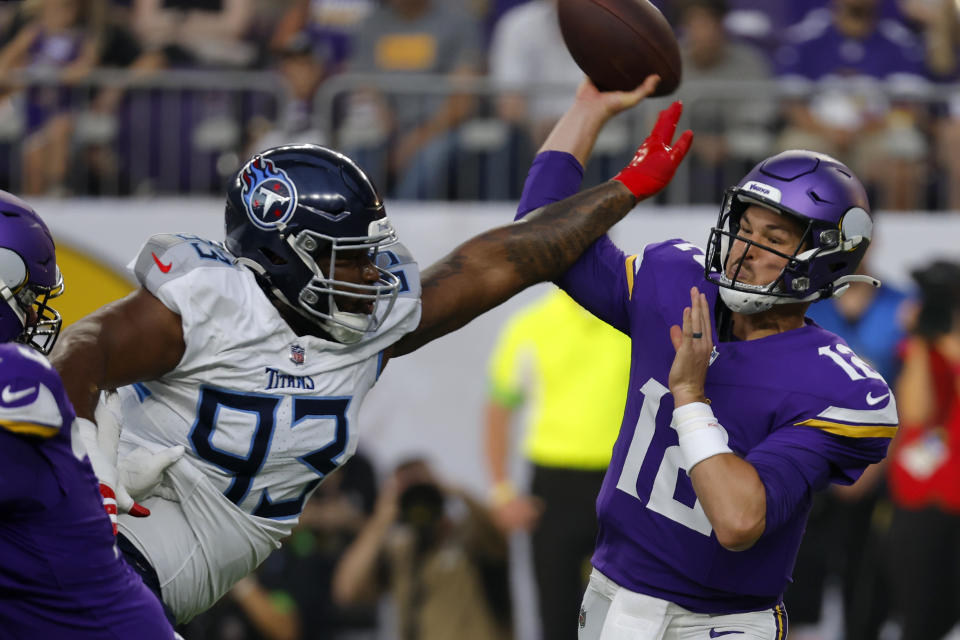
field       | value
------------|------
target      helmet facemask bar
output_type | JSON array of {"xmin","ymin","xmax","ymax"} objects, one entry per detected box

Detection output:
[
  {"xmin": 16, "ymin": 268, "xmax": 64, "ymax": 354},
  {"xmin": 286, "ymin": 221, "xmax": 401, "ymax": 343},
  {"xmin": 705, "ymin": 190, "xmax": 817, "ymax": 311}
]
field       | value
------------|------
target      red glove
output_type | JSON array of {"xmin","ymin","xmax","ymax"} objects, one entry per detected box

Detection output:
[
  {"xmin": 77, "ymin": 412, "xmax": 152, "ymax": 536},
  {"xmin": 99, "ymin": 483, "xmax": 149, "ymax": 536},
  {"xmin": 612, "ymin": 101, "xmax": 693, "ymax": 200}
]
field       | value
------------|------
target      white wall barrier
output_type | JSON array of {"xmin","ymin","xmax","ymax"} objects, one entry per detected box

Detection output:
[{"xmin": 40, "ymin": 199, "xmax": 960, "ymax": 490}]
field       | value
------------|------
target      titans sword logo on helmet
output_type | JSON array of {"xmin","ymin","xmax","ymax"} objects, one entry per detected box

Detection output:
[{"xmin": 241, "ymin": 156, "xmax": 298, "ymax": 229}]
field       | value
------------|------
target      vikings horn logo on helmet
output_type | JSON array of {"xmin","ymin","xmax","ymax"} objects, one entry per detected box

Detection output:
[{"xmin": 241, "ymin": 156, "xmax": 298, "ymax": 230}]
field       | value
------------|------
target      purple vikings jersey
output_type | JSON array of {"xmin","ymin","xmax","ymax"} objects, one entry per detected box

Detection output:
[
  {"xmin": 517, "ymin": 152, "xmax": 898, "ymax": 614},
  {"xmin": 0, "ymin": 343, "xmax": 174, "ymax": 638}
]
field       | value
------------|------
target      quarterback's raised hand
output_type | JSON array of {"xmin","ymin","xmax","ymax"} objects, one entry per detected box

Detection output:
[
  {"xmin": 612, "ymin": 101, "xmax": 693, "ymax": 200},
  {"xmin": 669, "ymin": 286, "xmax": 715, "ymax": 407}
]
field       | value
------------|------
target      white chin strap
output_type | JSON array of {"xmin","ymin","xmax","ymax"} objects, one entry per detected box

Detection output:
[
  {"xmin": 719, "ymin": 273, "xmax": 883, "ymax": 314},
  {"xmin": 718, "ymin": 286, "xmax": 778, "ymax": 314},
  {"xmin": 323, "ymin": 310, "xmax": 368, "ymax": 344}
]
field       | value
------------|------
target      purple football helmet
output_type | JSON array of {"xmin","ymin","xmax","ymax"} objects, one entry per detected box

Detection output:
[
  {"xmin": 0, "ymin": 191, "xmax": 64, "ymax": 353},
  {"xmin": 704, "ymin": 150, "xmax": 879, "ymax": 314}
]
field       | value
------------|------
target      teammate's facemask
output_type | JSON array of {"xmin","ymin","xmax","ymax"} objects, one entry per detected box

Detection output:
[
  {"xmin": 0, "ymin": 191, "xmax": 63, "ymax": 353},
  {"xmin": 224, "ymin": 145, "xmax": 402, "ymax": 344},
  {"xmin": 704, "ymin": 150, "xmax": 880, "ymax": 315}
]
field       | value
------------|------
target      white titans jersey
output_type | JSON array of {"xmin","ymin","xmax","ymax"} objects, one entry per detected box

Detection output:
[{"xmin": 115, "ymin": 233, "xmax": 421, "ymax": 622}]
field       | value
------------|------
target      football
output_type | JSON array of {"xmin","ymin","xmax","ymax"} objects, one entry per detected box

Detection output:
[{"xmin": 557, "ymin": 0, "xmax": 682, "ymax": 96}]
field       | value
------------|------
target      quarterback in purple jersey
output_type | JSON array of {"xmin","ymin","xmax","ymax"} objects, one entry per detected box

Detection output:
[
  {"xmin": 517, "ymin": 83, "xmax": 898, "ymax": 639},
  {"xmin": 0, "ymin": 192, "xmax": 175, "ymax": 638}
]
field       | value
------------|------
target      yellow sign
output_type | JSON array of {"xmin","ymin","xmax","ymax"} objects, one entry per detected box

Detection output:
[{"xmin": 54, "ymin": 242, "xmax": 134, "ymax": 327}]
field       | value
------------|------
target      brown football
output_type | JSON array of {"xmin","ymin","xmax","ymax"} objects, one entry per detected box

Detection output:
[{"xmin": 557, "ymin": 0, "xmax": 681, "ymax": 96}]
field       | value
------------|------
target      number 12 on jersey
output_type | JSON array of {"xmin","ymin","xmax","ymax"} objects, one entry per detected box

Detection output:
[{"xmin": 615, "ymin": 378, "xmax": 716, "ymax": 536}]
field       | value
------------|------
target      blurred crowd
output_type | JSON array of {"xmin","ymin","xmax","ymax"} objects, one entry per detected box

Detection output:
[{"xmin": 0, "ymin": 0, "xmax": 958, "ymax": 207}]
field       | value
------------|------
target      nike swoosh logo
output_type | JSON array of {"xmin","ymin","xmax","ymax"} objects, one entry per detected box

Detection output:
[
  {"xmin": 865, "ymin": 392, "xmax": 890, "ymax": 406},
  {"xmin": 2, "ymin": 385, "xmax": 37, "ymax": 403},
  {"xmin": 152, "ymin": 252, "xmax": 173, "ymax": 273},
  {"xmin": 709, "ymin": 630, "xmax": 744, "ymax": 638}
]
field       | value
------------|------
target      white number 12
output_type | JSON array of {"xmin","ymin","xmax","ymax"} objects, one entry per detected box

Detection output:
[{"xmin": 615, "ymin": 378, "xmax": 714, "ymax": 536}]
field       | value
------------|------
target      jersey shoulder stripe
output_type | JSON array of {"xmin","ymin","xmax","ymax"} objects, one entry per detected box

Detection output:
[
  {"xmin": 626, "ymin": 254, "xmax": 639, "ymax": 300},
  {"xmin": 0, "ymin": 420, "xmax": 59, "ymax": 437},
  {"xmin": 795, "ymin": 394, "xmax": 899, "ymax": 438}
]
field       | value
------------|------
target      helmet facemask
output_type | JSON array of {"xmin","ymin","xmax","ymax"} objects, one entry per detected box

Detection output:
[
  {"xmin": 706, "ymin": 188, "xmax": 877, "ymax": 314},
  {"xmin": 0, "ymin": 245, "xmax": 64, "ymax": 353},
  {"xmin": 285, "ymin": 218, "xmax": 401, "ymax": 344},
  {"xmin": 705, "ymin": 190, "xmax": 816, "ymax": 314},
  {"xmin": 19, "ymin": 273, "xmax": 64, "ymax": 354}
]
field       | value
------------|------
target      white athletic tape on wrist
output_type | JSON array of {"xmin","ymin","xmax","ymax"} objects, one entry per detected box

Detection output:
[
  {"xmin": 672, "ymin": 401, "xmax": 732, "ymax": 470},
  {"xmin": 75, "ymin": 417, "xmax": 118, "ymax": 486}
]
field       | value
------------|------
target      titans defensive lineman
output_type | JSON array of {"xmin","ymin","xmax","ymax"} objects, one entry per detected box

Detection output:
[
  {"xmin": 0, "ymin": 192, "xmax": 175, "ymax": 637},
  {"xmin": 515, "ymin": 96, "xmax": 898, "ymax": 638},
  {"xmin": 51, "ymin": 77, "xmax": 693, "ymax": 624}
]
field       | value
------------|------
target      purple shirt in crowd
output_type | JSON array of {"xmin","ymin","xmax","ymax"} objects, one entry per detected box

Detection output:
[
  {"xmin": 0, "ymin": 343, "xmax": 173, "ymax": 638},
  {"xmin": 516, "ymin": 152, "xmax": 898, "ymax": 613},
  {"xmin": 774, "ymin": 10, "xmax": 927, "ymax": 80}
]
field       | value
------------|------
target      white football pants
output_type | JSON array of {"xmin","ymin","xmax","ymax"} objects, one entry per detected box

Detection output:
[{"xmin": 578, "ymin": 569, "xmax": 788, "ymax": 640}]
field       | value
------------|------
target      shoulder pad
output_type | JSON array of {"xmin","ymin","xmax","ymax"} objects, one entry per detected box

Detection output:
[
  {"xmin": 0, "ymin": 343, "xmax": 67, "ymax": 438},
  {"xmin": 377, "ymin": 242, "xmax": 421, "ymax": 300},
  {"xmin": 636, "ymin": 239, "xmax": 707, "ymax": 280},
  {"xmin": 132, "ymin": 233, "xmax": 239, "ymax": 291}
]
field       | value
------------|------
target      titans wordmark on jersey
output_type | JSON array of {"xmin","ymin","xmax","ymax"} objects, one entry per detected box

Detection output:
[
  {"xmin": 114, "ymin": 233, "xmax": 421, "ymax": 623},
  {"xmin": 556, "ymin": 237, "xmax": 898, "ymax": 614}
]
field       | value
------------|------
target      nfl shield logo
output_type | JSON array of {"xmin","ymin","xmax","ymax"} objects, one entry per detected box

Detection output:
[
  {"xmin": 579, "ymin": 607, "xmax": 586, "ymax": 629},
  {"xmin": 290, "ymin": 344, "xmax": 305, "ymax": 366}
]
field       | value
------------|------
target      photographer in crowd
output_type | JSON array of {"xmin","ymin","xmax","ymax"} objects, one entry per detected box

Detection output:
[
  {"xmin": 886, "ymin": 259, "xmax": 960, "ymax": 640},
  {"xmin": 332, "ymin": 459, "xmax": 512, "ymax": 640}
]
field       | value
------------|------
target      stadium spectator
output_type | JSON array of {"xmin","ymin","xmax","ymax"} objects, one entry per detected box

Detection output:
[
  {"xmin": 341, "ymin": 0, "xmax": 483, "ymax": 199},
  {"xmin": 483, "ymin": 288, "xmax": 630, "ymax": 640},
  {"xmin": 489, "ymin": 0, "xmax": 581, "ymax": 149},
  {"xmin": 131, "ymin": 0, "xmax": 256, "ymax": 69},
  {"xmin": 333, "ymin": 458, "xmax": 513, "ymax": 640},
  {"xmin": 270, "ymin": 0, "xmax": 376, "ymax": 75},
  {"xmin": 0, "ymin": 0, "xmax": 105, "ymax": 195},
  {"xmin": 774, "ymin": 0, "xmax": 931, "ymax": 211},
  {"xmin": 246, "ymin": 31, "xmax": 329, "ymax": 154},
  {"xmin": 482, "ymin": 0, "xmax": 580, "ymax": 199},
  {"xmin": 903, "ymin": 0, "xmax": 960, "ymax": 210},
  {"xmin": 886, "ymin": 259, "xmax": 960, "ymax": 640},
  {"xmin": 674, "ymin": 0, "xmax": 776, "ymax": 202}
]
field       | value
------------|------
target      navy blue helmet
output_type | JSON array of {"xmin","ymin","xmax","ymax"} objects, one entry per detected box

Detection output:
[{"xmin": 225, "ymin": 145, "xmax": 401, "ymax": 343}]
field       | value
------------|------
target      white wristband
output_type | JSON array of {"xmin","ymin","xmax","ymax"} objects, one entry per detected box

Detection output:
[{"xmin": 671, "ymin": 402, "xmax": 732, "ymax": 471}]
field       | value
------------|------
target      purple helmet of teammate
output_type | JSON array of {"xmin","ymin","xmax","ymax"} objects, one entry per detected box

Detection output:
[
  {"xmin": 0, "ymin": 191, "xmax": 64, "ymax": 353},
  {"xmin": 704, "ymin": 150, "xmax": 879, "ymax": 314}
]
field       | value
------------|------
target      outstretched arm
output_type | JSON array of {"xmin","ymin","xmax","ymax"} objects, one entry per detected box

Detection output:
[{"xmin": 390, "ymin": 84, "xmax": 692, "ymax": 358}]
